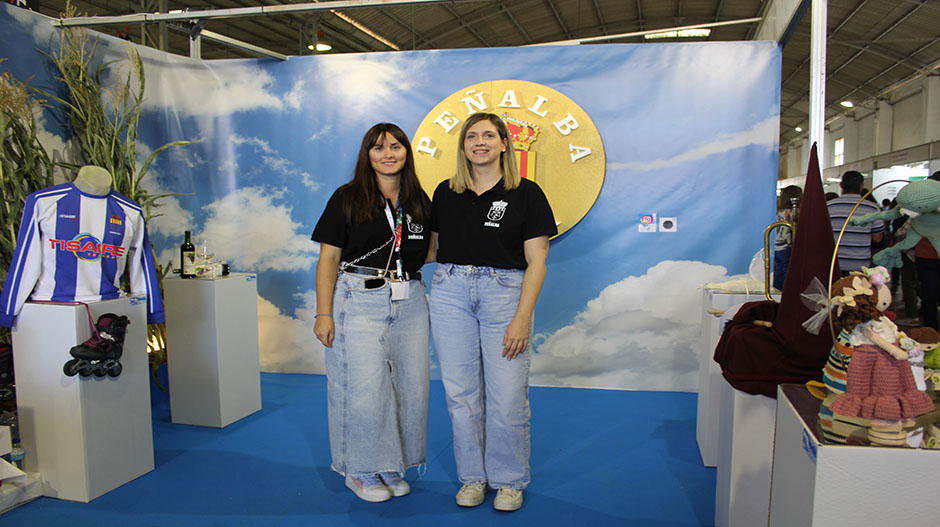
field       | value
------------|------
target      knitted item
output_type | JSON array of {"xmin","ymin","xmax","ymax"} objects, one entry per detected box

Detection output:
[
  {"xmin": 927, "ymin": 368, "xmax": 940, "ymax": 391},
  {"xmin": 925, "ymin": 348, "xmax": 940, "ymax": 370},
  {"xmin": 831, "ymin": 344, "xmax": 935, "ymax": 420},
  {"xmin": 822, "ymin": 331, "xmax": 854, "ymax": 395},
  {"xmin": 819, "ymin": 392, "xmax": 869, "ymax": 444},
  {"xmin": 869, "ymin": 418, "xmax": 909, "ymax": 447},
  {"xmin": 924, "ymin": 423, "xmax": 940, "ymax": 449},
  {"xmin": 896, "ymin": 179, "xmax": 940, "ymax": 211}
]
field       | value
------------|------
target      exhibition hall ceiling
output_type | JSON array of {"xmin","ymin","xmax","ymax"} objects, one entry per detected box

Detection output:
[{"xmin": 30, "ymin": 0, "xmax": 940, "ymax": 151}]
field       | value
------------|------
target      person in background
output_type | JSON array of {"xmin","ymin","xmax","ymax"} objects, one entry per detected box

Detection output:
[
  {"xmin": 311, "ymin": 123, "xmax": 432, "ymax": 503},
  {"xmin": 773, "ymin": 185, "xmax": 801, "ymax": 291},
  {"xmin": 892, "ymin": 208, "xmax": 920, "ymax": 325},
  {"xmin": 428, "ymin": 112, "xmax": 556, "ymax": 512},
  {"xmin": 912, "ymin": 171, "xmax": 940, "ymax": 329},
  {"xmin": 827, "ymin": 171, "xmax": 884, "ymax": 275}
]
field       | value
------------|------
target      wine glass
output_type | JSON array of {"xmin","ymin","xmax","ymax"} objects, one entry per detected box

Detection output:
[{"xmin": 197, "ymin": 240, "xmax": 214, "ymax": 276}]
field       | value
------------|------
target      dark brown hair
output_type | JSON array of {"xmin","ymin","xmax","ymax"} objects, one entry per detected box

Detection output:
[
  {"xmin": 830, "ymin": 274, "xmax": 881, "ymax": 335},
  {"xmin": 907, "ymin": 327, "xmax": 940, "ymax": 345},
  {"xmin": 340, "ymin": 123, "xmax": 431, "ymax": 224}
]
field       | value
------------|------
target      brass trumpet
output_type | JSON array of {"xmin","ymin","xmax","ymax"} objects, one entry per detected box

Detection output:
[{"xmin": 763, "ymin": 197, "xmax": 799, "ymax": 301}]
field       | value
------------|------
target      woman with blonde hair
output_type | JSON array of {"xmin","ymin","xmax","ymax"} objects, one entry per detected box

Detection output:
[{"xmin": 429, "ymin": 112, "xmax": 556, "ymax": 511}]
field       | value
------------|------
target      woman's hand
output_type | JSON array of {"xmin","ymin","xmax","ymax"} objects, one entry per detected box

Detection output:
[
  {"xmin": 314, "ymin": 316, "xmax": 335, "ymax": 348},
  {"xmin": 314, "ymin": 243, "xmax": 341, "ymax": 349},
  {"xmin": 502, "ymin": 316, "xmax": 530, "ymax": 360}
]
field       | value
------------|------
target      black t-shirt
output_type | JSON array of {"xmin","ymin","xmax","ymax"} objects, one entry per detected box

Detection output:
[
  {"xmin": 312, "ymin": 188, "xmax": 430, "ymax": 274},
  {"xmin": 432, "ymin": 178, "xmax": 557, "ymax": 270}
]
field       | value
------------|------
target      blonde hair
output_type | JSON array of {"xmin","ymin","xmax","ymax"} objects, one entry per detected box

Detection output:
[{"xmin": 449, "ymin": 113, "xmax": 520, "ymax": 193}]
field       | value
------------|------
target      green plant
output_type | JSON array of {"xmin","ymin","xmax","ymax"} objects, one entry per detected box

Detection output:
[
  {"xmin": 0, "ymin": 60, "xmax": 56, "ymax": 344},
  {"xmin": 38, "ymin": 4, "xmax": 191, "ymax": 377},
  {"xmin": 41, "ymin": 7, "xmax": 190, "ymax": 224}
]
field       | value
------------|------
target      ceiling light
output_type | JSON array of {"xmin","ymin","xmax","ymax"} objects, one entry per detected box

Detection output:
[
  {"xmin": 643, "ymin": 28, "xmax": 711, "ymax": 40},
  {"xmin": 306, "ymin": 43, "xmax": 332, "ymax": 52},
  {"xmin": 795, "ymin": 127, "xmax": 803, "ymax": 132},
  {"xmin": 840, "ymin": 101, "xmax": 854, "ymax": 108}
]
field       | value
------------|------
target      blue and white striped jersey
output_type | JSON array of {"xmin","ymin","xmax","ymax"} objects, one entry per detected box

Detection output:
[{"xmin": 0, "ymin": 183, "xmax": 165, "ymax": 327}]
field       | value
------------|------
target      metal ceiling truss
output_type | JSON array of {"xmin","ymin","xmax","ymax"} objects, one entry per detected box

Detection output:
[{"xmin": 35, "ymin": 0, "xmax": 940, "ymax": 152}]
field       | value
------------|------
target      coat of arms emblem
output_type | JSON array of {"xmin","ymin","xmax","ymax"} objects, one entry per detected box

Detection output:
[
  {"xmin": 487, "ymin": 200, "xmax": 508, "ymax": 221},
  {"xmin": 406, "ymin": 214, "xmax": 423, "ymax": 233}
]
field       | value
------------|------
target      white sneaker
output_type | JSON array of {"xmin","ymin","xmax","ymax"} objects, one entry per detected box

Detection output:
[
  {"xmin": 493, "ymin": 488, "xmax": 523, "ymax": 511},
  {"xmin": 379, "ymin": 472, "xmax": 410, "ymax": 497},
  {"xmin": 455, "ymin": 482, "xmax": 488, "ymax": 507},
  {"xmin": 345, "ymin": 473, "xmax": 392, "ymax": 502}
]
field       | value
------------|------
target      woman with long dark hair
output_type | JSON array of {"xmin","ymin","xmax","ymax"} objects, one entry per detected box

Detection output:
[
  {"xmin": 312, "ymin": 123, "xmax": 431, "ymax": 502},
  {"xmin": 429, "ymin": 113, "xmax": 556, "ymax": 511}
]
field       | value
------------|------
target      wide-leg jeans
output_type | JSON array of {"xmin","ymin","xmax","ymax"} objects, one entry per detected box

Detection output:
[
  {"xmin": 326, "ymin": 272, "xmax": 430, "ymax": 476},
  {"xmin": 429, "ymin": 263, "xmax": 531, "ymax": 490}
]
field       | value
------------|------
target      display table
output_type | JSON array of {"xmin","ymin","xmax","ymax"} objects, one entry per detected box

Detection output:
[
  {"xmin": 697, "ymin": 290, "xmax": 772, "ymax": 467},
  {"xmin": 164, "ymin": 273, "xmax": 261, "ymax": 428},
  {"xmin": 714, "ymin": 379, "xmax": 777, "ymax": 527},
  {"xmin": 11, "ymin": 297, "xmax": 153, "ymax": 502},
  {"xmin": 769, "ymin": 384, "xmax": 940, "ymax": 526}
]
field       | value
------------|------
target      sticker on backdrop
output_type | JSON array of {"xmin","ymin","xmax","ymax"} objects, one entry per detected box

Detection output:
[
  {"xmin": 659, "ymin": 217, "xmax": 678, "ymax": 233},
  {"xmin": 639, "ymin": 213, "xmax": 657, "ymax": 233},
  {"xmin": 413, "ymin": 80, "xmax": 606, "ymax": 237}
]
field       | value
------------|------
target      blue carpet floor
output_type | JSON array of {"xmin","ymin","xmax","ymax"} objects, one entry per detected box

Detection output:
[{"xmin": 2, "ymin": 372, "xmax": 716, "ymax": 526}]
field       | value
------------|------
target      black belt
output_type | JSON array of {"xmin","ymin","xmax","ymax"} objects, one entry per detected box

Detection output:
[{"xmin": 341, "ymin": 264, "xmax": 421, "ymax": 282}]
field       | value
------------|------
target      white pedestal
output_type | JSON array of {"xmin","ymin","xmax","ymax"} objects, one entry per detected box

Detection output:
[
  {"xmin": 697, "ymin": 290, "xmax": 770, "ymax": 467},
  {"xmin": 715, "ymin": 380, "xmax": 777, "ymax": 527},
  {"xmin": 769, "ymin": 385, "xmax": 940, "ymax": 526},
  {"xmin": 12, "ymin": 297, "xmax": 153, "ymax": 502},
  {"xmin": 164, "ymin": 273, "xmax": 261, "ymax": 428}
]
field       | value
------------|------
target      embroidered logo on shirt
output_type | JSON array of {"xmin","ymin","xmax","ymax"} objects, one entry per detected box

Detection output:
[
  {"xmin": 487, "ymin": 200, "xmax": 508, "ymax": 221},
  {"xmin": 406, "ymin": 213, "xmax": 423, "ymax": 234}
]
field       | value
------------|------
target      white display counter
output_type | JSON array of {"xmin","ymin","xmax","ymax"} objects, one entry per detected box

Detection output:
[
  {"xmin": 164, "ymin": 273, "xmax": 261, "ymax": 428},
  {"xmin": 11, "ymin": 297, "xmax": 153, "ymax": 502},
  {"xmin": 714, "ymin": 379, "xmax": 777, "ymax": 527},
  {"xmin": 697, "ymin": 290, "xmax": 772, "ymax": 467},
  {"xmin": 769, "ymin": 384, "xmax": 940, "ymax": 526}
]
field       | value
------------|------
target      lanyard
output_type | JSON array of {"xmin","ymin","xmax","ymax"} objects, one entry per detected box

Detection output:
[{"xmin": 383, "ymin": 198, "xmax": 404, "ymax": 277}]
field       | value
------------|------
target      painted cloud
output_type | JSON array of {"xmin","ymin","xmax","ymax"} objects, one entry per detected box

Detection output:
[{"xmin": 531, "ymin": 260, "xmax": 730, "ymax": 391}]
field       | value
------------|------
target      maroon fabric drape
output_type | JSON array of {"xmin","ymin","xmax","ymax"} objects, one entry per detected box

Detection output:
[{"xmin": 713, "ymin": 143, "xmax": 839, "ymax": 397}]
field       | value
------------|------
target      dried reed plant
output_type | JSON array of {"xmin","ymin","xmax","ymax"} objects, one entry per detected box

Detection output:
[{"xmin": 0, "ymin": 60, "xmax": 56, "ymax": 344}]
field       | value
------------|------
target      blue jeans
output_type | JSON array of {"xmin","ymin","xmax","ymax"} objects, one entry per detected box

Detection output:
[
  {"xmin": 429, "ymin": 263, "xmax": 531, "ymax": 490},
  {"xmin": 325, "ymin": 272, "xmax": 430, "ymax": 476},
  {"xmin": 773, "ymin": 247, "xmax": 790, "ymax": 291}
]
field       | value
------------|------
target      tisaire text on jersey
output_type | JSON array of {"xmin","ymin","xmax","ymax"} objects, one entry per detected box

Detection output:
[{"xmin": 50, "ymin": 237, "xmax": 127, "ymax": 259}]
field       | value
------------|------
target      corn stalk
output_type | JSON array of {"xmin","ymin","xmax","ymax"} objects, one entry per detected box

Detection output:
[
  {"xmin": 38, "ymin": 4, "xmax": 192, "ymax": 376},
  {"xmin": 0, "ymin": 61, "xmax": 56, "ymax": 345}
]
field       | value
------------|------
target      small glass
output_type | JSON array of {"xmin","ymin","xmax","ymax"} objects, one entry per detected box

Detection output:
[{"xmin": 196, "ymin": 240, "xmax": 214, "ymax": 278}]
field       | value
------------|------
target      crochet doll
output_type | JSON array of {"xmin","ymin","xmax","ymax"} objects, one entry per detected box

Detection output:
[
  {"xmin": 828, "ymin": 270, "xmax": 934, "ymax": 446},
  {"xmin": 914, "ymin": 326, "xmax": 940, "ymax": 391},
  {"xmin": 848, "ymin": 179, "xmax": 940, "ymax": 269}
]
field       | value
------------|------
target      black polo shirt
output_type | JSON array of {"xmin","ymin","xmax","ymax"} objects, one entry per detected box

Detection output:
[
  {"xmin": 432, "ymin": 178, "xmax": 556, "ymax": 270},
  {"xmin": 312, "ymin": 188, "xmax": 430, "ymax": 274}
]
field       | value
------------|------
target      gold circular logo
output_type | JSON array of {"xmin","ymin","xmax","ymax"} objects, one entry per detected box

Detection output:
[{"xmin": 413, "ymin": 80, "xmax": 605, "ymax": 237}]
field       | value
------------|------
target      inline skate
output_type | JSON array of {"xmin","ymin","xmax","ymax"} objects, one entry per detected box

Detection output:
[{"xmin": 63, "ymin": 313, "xmax": 130, "ymax": 378}]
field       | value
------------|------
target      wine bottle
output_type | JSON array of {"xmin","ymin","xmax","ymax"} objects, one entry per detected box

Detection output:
[{"xmin": 181, "ymin": 230, "xmax": 196, "ymax": 278}]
